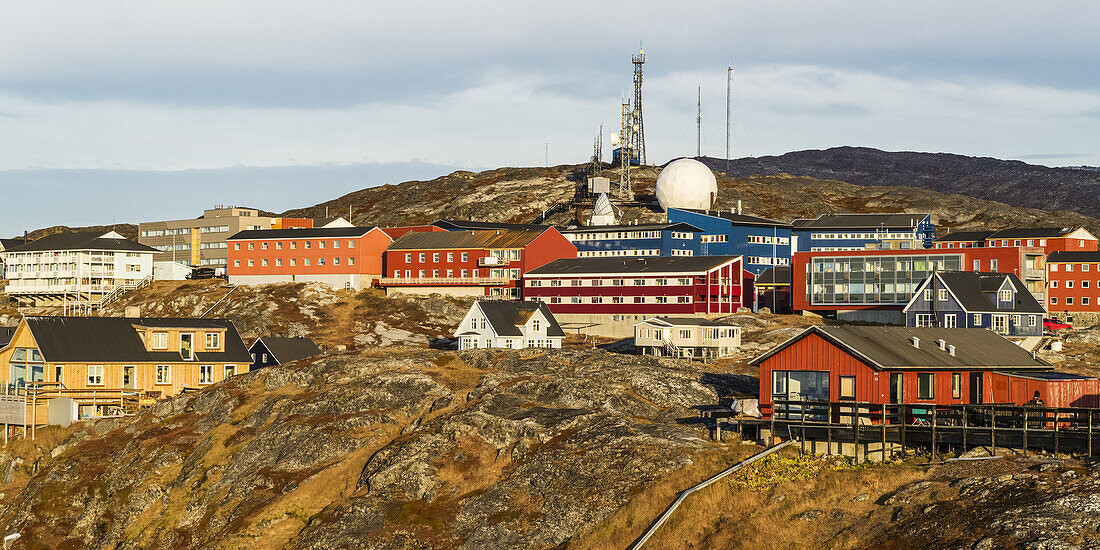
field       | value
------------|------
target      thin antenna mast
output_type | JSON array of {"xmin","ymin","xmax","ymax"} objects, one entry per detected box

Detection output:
[
  {"xmin": 697, "ymin": 84, "xmax": 702, "ymax": 158},
  {"xmin": 631, "ymin": 42, "xmax": 646, "ymax": 165},
  {"xmin": 726, "ymin": 65, "xmax": 732, "ymax": 173}
]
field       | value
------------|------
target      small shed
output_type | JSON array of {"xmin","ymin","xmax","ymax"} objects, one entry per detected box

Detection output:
[
  {"xmin": 249, "ymin": 337, "xmax": 322, "ymax": 369},
  {"xmin": 990, "ymin": 371, "xmax": 1099, "ymax": 408}
]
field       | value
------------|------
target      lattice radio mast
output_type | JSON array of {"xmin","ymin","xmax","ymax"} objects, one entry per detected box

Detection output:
[{"xmin": 631, "ymin": 42, "xmax": 646, "ymax": 165}]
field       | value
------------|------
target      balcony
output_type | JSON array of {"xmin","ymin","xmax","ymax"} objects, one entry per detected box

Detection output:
[
  {"xmin": 379, "ymin": 277, "xmax": 510, "ymax": 286},
  {"xmin": 478, "ymin": 256, "xmax": 505, "ymax": 267}
]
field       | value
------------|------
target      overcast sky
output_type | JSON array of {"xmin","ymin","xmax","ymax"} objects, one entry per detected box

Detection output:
[{"xmin": 1, "ymin": 1, "xmax": 1098, "ymax": 235}]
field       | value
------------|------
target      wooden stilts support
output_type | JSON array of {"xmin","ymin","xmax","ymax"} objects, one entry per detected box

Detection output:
[
  {"xmin": 990, "ymin": 406, "xmax": 996, "ymax": 457},
  {"xmin": 1089, "ymin": 413, "xmax": 1094, "ymax": 458},
  {"xmin": 1054, "ymin": 410, "xmax": 1059, "ymax": 457},
  {"xmin": 931, "ymin": 408, "xmax": 937, "ymax": 461},
  {"xmin": 1023, "ymin": 409, "xmax": 1029, "ymax": 456}
]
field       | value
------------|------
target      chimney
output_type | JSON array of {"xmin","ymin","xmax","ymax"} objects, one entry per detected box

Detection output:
[
  {"xmin": 910, "ymin": 336, "xmax": 919, "ymax": 348},
  {"xmin": 737, "ymin": 200, "xmax": 742, "ymax": 215},
  {"xmin": 947, "ymin": 345, "xmax": 956, "ymax": 356},
  {"xmin": 937, "ymin": 339, "xmax": 947, "ymax": 350}
]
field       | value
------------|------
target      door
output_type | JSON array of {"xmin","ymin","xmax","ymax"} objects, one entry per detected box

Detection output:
[
  {"xmin": 123, "ymin": 366, "xmax": 136, "ymax": 389},
  {"xmin": 890, "ymin": 373, "xmax": 903, "ymax": 404},
  {"xmin": 180, "ymin": 333, "xmax": 194, "ymax": 360},
  {"xmin": 224, "ymin": 365, "xmax": 236, "ymax": 379},
  {"xmin": 969, "ymin": 372, "xmax": 983, "ymax": 404}
]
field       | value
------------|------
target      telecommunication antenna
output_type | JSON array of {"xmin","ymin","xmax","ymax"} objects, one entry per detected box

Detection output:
[
  {"xmin": 620, "ymin": 95, "xmax": 634, "ymax": 200},
  {"xmin": 696, "ymin": 84, "xmax": 702, "ymax": 158},
  {"xmin": 726, "ymin": 65, "xmax": 732, "ymax": 174},
  {"xmin": 631, "ymin": 42, "xmax": 646, "ymax": 165}
]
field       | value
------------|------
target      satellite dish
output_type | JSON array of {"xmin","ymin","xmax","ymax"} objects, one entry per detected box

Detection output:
[{"xmin": 610, "ymin": 132, "xmax": 620, "ymax": 146}]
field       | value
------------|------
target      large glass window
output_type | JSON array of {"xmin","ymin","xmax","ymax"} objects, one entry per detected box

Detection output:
[
  {"xmin": 917, "ymin": 373, "xmax": 935, "ymax": 400},
  {"xmin": 772, "ymin": 370, "xmax": 830, "ymax": 401},
  {"xmin": 809, "ymin": 254, "xmax": 962, "ymax": 306},
  {"xmin": 10, "ymin": 348, "xmax": 44, "ymax": 387}
]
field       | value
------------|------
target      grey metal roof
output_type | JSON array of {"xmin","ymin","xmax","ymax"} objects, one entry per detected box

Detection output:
[
  {"xmin": 995, "ymin": 371, "xmax": 1096, "ymax": 381},
  {"xmin": 1048, "ymin": 251, "xmax": 1100, "ymax": 263},
  {"xmin": 755, "ymin": 266, "xmax": 791, "ymax": 286},
  {"xmin": 388, "ymin": 229, "xmax": 549, "ymax": 251},
  {"xmin": 477, "ymin": 300, "xmax": 565, "ymax": 337},
  {"xmin": 935, "ymin": 230, "xmax": 995, "ymax": 242},
  {"xmin": 791, "ymin": 213, "xmax": 930, "ymax": 230},
  {"xmin": 250, "ymin": 336, "xmax": 321, "ymax": 364},
  {"xmin": 228, "ymin": 227, "xmax": 375, "ymax": 240},
  {"xmin": 559, "ymin": 222, "xmax": 704, "ymax": 234},
  {"xmin": 0, "ymin": 239, "xmax": 24, "ymax": 251},
  {"xmin": 0, "ymin": 327, "xmax": 15, "ymax": 348},
  {"xmin": 433, "ymin": 220, "xmax": 553, "ymax": 232},
  {"xmin": 21, "ymin": 316, "xmax": 252, "ymax": 364},
  {"xmin": 671, "ymin": 209, "xmax": 791, "ymax": 228},
  {"xmin": 638, "ymin": 317, "xmax": 731, "ymax": 327},
  {"xmin": 750, "ymin": 326, "xmax": 1050, "ymax": 370},
  {"xmin": 526, "ymin": 255, "xmax": 739, "ymax": 276},
  {"xmin": 930, "ymin": 272, "xmax": 1045, "ymax": 314},
  {"xmin": 987, "ymin": 227, "xmax": 1079, "ymax": 239},
  {"xmin": 3, "ymin": 231, "xmax": 158, "ymax": 253}
]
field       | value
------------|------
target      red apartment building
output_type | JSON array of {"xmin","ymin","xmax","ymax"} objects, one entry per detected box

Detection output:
[
  {"xmin": 380, "ymin": 228, "xmax": 576, "ymax": 297},
  {"xmin": 522, "ymin": 256, "xmax": 751, "ymax": 337},
  {"xmin": 792, "ymin": 246, "xmax": 1046, "ymax": 323},
  {"xmin": 1045, "ymin": 251, "xmax": 1100, "ymax": 314},
  {"xmin": 935, "ymin": 227, "xmax": 1098, "ymax": 254}
]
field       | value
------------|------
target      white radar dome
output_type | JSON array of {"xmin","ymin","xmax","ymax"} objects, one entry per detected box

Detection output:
[{"xmin": 655, "ymin": 158, "xmax": 718, "ymax": 211}]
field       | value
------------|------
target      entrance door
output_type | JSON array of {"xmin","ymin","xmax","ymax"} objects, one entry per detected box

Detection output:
[
  {"xmin": 123, "ymin": 366, "xmax": 136, "ymax": 389},
  {"xmin": 890, "ymin": 373, "xmax": 903, "ymax": 404},
  {"xmin": 969, "ymin": 372, "xmax": 983, "ymax": 404},
  {"xmin": 180, "ymin": 333, "xmax": 194, "ymax": 360}
]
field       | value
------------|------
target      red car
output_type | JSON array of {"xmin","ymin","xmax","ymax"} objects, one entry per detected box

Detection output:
[{"xmin": 1044, "ymin": 318, "xmax": 1073, "ymax": 331}]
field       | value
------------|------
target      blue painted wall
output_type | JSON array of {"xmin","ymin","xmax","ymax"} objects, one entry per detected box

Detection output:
[
  {"xmin": 904, "ymin": 277, "xmax": 1042, "ymax": 336},
  {"xmin": 667, "ymin": 209, "xmax": 792, "ymax": 275},
  {"xmin": 793, "ymin": 215, "xmax": 938, "ymax": 252},
  {"xmin": 565, "ymin": 229, "xmax": 702, "ymax": 257}
]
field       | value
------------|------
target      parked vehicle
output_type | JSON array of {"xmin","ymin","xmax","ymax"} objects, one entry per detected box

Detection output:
[
  {"xmin": 187, "ymin": 267, "xmax": 216, "ymax": 280},
  {"xmin": 1043, "ymin": 317, "xmax": 1073, "ymax": 331}
]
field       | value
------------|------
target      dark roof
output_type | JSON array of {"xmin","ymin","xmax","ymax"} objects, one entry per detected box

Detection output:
[
  {"xmin": 935, "ymin": 230, "xmax": 995, "ymax": 242},
  {"xmin": 1048, "ymin": 251, "xmax": 1100, "ymax": 263},
  {"xmin": 996, "ymin": 371, "xmax": 1097, "ymax": 381},
  {"xmin": 559, "ymin": 222, "xmax": 704, "ymax": 234},
  {"xmin": 922, "ymin": 272, "xmax": 1045, "ymax": 314},
  {"xmin": 755, "ymin": 266, "xmax": 791, "ymax": 286},
  {"xmin": 526, "ymin": 255, "xmax": 739, "ymax": 276},
  {"xmin": 3, "ymin": 231, "xmax": 158, "ymax": 253},
  {"xmin": 250, "ymin": 337, "xmax": 321, "ymax": 364},
  {"xmin": 0, "ymin": 327, "xmax": 15, "ymax": 348},
  {"xmin": 638, "ymin": 317, "xmax": 732, "ymax": 327},
  {"xmin": 228, "ymin": 227, "xmax": 375, "ymax": 240},
  {"xmin": 987, "ymin": 227, "xmax": 1079, "ymax": 239},
  {"xmin": 672, "ymin": 209, "xmax": 791, "ymax": 228},
  {"xmin": 791, "ymin": 213, "xmax": 930, "ymax": 230},
  {"xmin": 477, "ymin": 301, "xmax": 565, "ymax": 337},
  {"xmin": 433, "ymin": 220, "xmax": 552, "ymax": 232},
  {"xmin": 388, "ymin": 229, "xmax": 549, "ymax": 250},
  {"xmin": 0, "ymin": 239, "xmax": 24, "ymax": 251},
  {"xmin": 21, "ymin": 316, "xmax": 252, "ymax": 363},
  {"xmin": 751, "ymin": 326, "xmax": 1050, "ymax": 370}
]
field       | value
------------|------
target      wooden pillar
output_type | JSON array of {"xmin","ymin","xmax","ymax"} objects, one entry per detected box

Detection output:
[
  {"xmin": 1089, "ymin": 412, "xmax": 1093, "ymax": 458},
  {"xmin": 990, "ymin": 406, "xmax": 996, "ymax": 457},
  {"xmin": 931, "ymin": 408, "xmax": 937, "ymax": 461},
  {"xmin": 1054, "ymin": 410, "xmax": 1060, "ymax": 457},
  {"xmin": 881, "ymin": 403, "xmax": 887, "ymax": 462},
  {"xmin": 1023, "ymin": 409, "xmax": 1029, "ymax": 455}
]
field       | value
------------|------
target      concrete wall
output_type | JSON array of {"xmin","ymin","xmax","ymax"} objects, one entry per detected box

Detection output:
[
  {"xmin": 231, "ymin": 273, "xmax": 365, "ymax": 291},
  {"xmin": 554, "ymin": 312, "xmax": 721, "ymax": 338},
  {"xmin": 384, "ymin": 285, "xmax": 487, "ymax": 298}
]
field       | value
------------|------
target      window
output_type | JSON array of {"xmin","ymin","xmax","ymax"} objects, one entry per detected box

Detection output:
[
  {"xmin": 1051, "ymin": 281, "xmax": 1058, "ymax": 288},
  {"xmin": 348, "ymin": 257, "xmax": 355, "ymax": 266},
  {"xmin": 1029, "ymin": 316, "xmax": 1037, "ymax": 326},
  {"xmin": 291, "ymin": 241, "xmax": 297, "ymax": 249},
  {"xmin": 999, "ymin": 289, "xmax": 1011, "ymax": 301},
  {"xmin": 276, "ymin": 259, "xmax": 282, "ymax": 267},
  {"xmin": 261, "ymin": 259, "xmax": 268, "ymax": 267},
  {"xmin": 1051, "ymin": 264, "xmax": 1058, "ymax": 272},
  {"xmin": 944, "ymin": 314, "xmax": 957, "ymax": 328},
  {"xmin": 447, "ymin": 253, "xmax": 454, "ymax": 262},
  {"xmin": 199, "ymin": 365, "xmax": 214, "ymax": 385},
  {"xmin": 1067, "ymin": 281, "xmax": 1074, "ymax": 288},
  {"xmin": 973, "ymin": 259, "xmax": 981, "ymax": 270},
  {"xmin": 234, "ymin": 260, "xmax": 240, "ymax": 267},
  {"xmin": 87, "ymin": 365, "xmax": 104, "ymax": 386},
  {"xmin": 304, "ymin": 258, "xmax": 310, "ymax": 266},
  {"xmin": 348, "ymin": 240, "xmax": 355, "ymax": 248},
  {"xmin": 839, "ymin": 376, "xmax": 856, "ymax": 400},
  {"xmin": 991, "ymin": 259, "xmax": 998, "ymax": 270},
  {"xmin": 333, "ymin": 240, "xmax": 339, "ymax": 248},
  {"xmin": 1067, "ymin": 264, "xmax": 1074, "ymax": 272},
  {"xmin": 248, "ymin": 243, "xmax": 254, "ymax": 250},
  {"xmin": 276, "ymin": 241, "xmax": 282, "ymax": 250},
  {"xmin": 917, "ymin": 373, "xmax": 934, "ymax": 400},
  {"xmin": 334, "ymin": 258, "xmax": 340, "ymax": 266},
  {"xmin": 923, "ymin": 289, "xmax": 932, "ymax": 301},
  {"xmin": 1085, "ymin": 297, "xmax": 1091, "ymax": 306},
  {"xmin": 206, "ymin": 332, "xmax": 220, "ymax": 350},
  {"xmin": 405, "ymin": 253, "xmax": 412, "ymax": 262},
  {"xmin": 248, "ymin": 259, "xmax": 254, "ymax": 267},
  {"xmin": 533, "ymin": 319, "xmax": 540, "ymax": 331},
  {"xmin": 261, "ymin": 242, "xmax": 268, "ymax": 250},
  {"xmin": 1067, "ymin": 297, "xmax": 1074, "ymax": 305},
  {"xmin": 152, "ymin": 332, "xmax": 168, "ymax": 349},
  {"xmin": 461, "ymin": 252, "xmax": 468, "ymax": 262},
  {"xmin": 915, "ymin": 314, "xmax": 934, "ymax": 327},
  {"xmin": 1051, "ymin": 297, "xmax": 1058, "ymax": 305},
  {"xmin": 305, "ymin": 241, "xmax": 312, "ymax": 249},
  {"xmin": 1085, "ymin": 281, "xmax": 1090, "ymax": 288},
  {"xmin": 938, "ymin": 289, "xmax": 948, "ymax": 301},
  {"xmin": 291, "ymin": 259, "xmax": 296, "ymax": 266},
  {"xmin": 318, "ymin": 258, "xmax": 325, "ymax": 266},
  {"xmin": 419, "ymin": 253, "xmax": 426, "ymax": 262},
  {"xmin": 1085, "ymin": 265, "xmax": 1091, "ymax": 272},
  {"xmin": 156, "ymin": 365, "xmax": 171, "ymax": 385},
  {"xmin": 973, "ymin": 313, "xmax": 982, "ymax": 325},
  {"xmin": 952, "ymin": 373, "xmax": 961, "ymax": 399},
  {"xmin": 433, "ymin": 253, "xmax": 440, "ymax": 262},
  {"xmin": 234, "ymin": 243, "xmax": 241, "ymax": 251}
]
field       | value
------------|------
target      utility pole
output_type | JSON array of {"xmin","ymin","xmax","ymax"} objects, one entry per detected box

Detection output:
[
  {"xmin": 726, "ymin": 65, "xmax": 732, "ymax": 174},
  {"xmin": 697, "ymin": 84, "xmax": 702, "ymax": 158},
  {"xmin": 544, "ymin": 143, "xmax": 549, "ymax": 167}
]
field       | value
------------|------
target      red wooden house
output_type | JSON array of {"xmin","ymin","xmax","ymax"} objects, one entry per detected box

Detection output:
[{"xmin": 749, "ymin": 326, "xmax": 1095, "ymax": 417}]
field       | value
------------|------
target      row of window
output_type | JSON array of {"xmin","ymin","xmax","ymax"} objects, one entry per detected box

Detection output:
[
  {"xmin": 747, "ymin": 256, "xmax": 790, "ymax": 266},
  {"xmin": 1050, "ymin": 263, "xmax": 1098, "ymax": 272},
  {"xmin": 747, "ymin": 236, "xmax": 791, "ymax": 245},
  {"xmin": 236, "ymin": 257, "xmax": 357, "ymax": 268},
  {"xmin": 564, "ymin": 231, "xmax": 665, "ymax": 241},
  {"xmin": 460, "ymin": 337, "xmax": 556, "ymax": 349},
  {"xmin": 577, "ymin": 250, "xmax": 660, "ymax": 258},
  {"xmin": 1051, "ymin": 296, "xmax": 1095, "ymax": 306},
  {"xmin": 528, "ymin": 277, "xmax": 698, "ymax": 287},
  {"xmin": 84, "ymin": 364, "xmax": 237, "ymax": 386},
  {"xmin": 467, "ymin": 317, "xmax": 541, "ymax": 331},
  {"xmin": 237, "ymin": 239, "xmax": 357, "ymax": 251},
  {"xmin": 637, "ymin": 327, "xmax": 737, "ymax": 340},
  {"xmin": 914, "ymin": 313, "xmax": 1036, "ymax": 329},
  {"xmin": 772, "ymin": 370, "xmax": 961, "ymax": 402},
  {"xmin": 544, "ymin": 295, "xmax": 693, "ymax": 304},
  {"xmin": 937, "ymin": 238, "xmax": 1051, "ymax": 249},
  {"xmin": 1049, "ymin": 280, "xmax": 1100, "ymax": 288},
  {"xmin": 809, "ymin": 232, "xmax": 917, "ymax": 240},
  {"xmin": 924, "ymin": 287, "xmax": 1012, "ymax": 302},
  {"xmin": 390, "ymin": 268, "xmax": 520, "ymax": 279},
  {"xmin": 701, "ymin": 234, "xmax": 729, "ymax": 243}
]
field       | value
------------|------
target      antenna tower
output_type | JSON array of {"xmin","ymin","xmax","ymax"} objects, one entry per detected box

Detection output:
[
  {"xmin": 620, "ymin": 96, "xmax": 634, "ymax": 200},
  {"xmin": 696, "ymin": 84, "xmax": 702, "ymax": 158},
  {"xmin": 631, "ymin": 42, "xmax": 646, "ymax": 165},
  {"xmin": 726, "ymin": 65, "xmax": 732, "ymax": 173}
]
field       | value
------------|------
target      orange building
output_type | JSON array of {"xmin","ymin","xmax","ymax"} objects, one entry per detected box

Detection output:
[
  {"xmin": 227, "ymin": 227, "xmax": 393, "ymax": 290},
  {"xmin": 935, "ymin": 227, "xmax": 1098, "ymax": 254}
]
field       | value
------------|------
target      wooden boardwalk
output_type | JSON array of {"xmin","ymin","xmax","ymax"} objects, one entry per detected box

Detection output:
[{"xmin": 703, "ymin": 399, "xmax": 1100, "ymax": 461}]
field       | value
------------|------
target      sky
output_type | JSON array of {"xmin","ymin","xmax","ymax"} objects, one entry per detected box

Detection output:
[{"xmin": 1, "ymin": 1, "xmax": 1098, "ymax": 235}]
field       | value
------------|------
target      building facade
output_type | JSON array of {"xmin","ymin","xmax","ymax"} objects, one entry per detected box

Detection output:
[
  {"xmin": 666, "ymin": 208, "xmax": 793, "ymax": 275},
  {"xmin": 0, "ymin": 231, "xmax": 156, "ymax": 307},
  {"xmin": 523, "ymin": 256, "xmax": 749, "ymax": 337},
  {"xmin": 227, "ymin": 226, "xmax": 392, "ymax": 290},
  {"xmin": 559, "ymin": 223, "xmax": 703, "ymax": 258},
  {"xmin": 1046, "ymin": 251, "xmax": 1100, "ymax": 314},
  {"xmin": 792, "ymin": 246, "xmax": 1047, "ymax": 323},
  {"xmin": 139, "ymin": 206, "xmax": 318, "ymax": 267},
  {"xmin": 454, "ymin": 300, "xmax": 565, "ymax": 350},
  {"xmin": 935, "ymin": 227, "xmax": 1098, "ymax": 255},
  {"xmin": 633, "ymin": 317, "xmax": 741, "ymax": 360},
  {"xmin": 380, "ymin": 228, "xmax": 576, "ymax": 298},
  {"xmin": 902, "ymin": 272, "xmax": 1044, "ymax": 337},
  {"xmin": 791, "ymin": 213, "xmax": 936, "ymax": 252}
]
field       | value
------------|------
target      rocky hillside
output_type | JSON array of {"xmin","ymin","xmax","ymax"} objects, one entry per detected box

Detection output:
[
  {"xmin": 281, "ymin": 163, "xmax": 1100, "ymax": 236},
  {"xmin": 0, "ymin": 347, "xmax": 735, "ymax": 548},
  {"xmin": 10, "ymin": 223, "xmax": 139, "ymax": 242},
  {"xmin": 705, "ymin": 146, "xmax": 1100, "ymax": 219}
]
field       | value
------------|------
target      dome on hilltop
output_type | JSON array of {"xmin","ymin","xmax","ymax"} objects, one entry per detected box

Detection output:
[{"xmin": 655, "ymin": 158, "xmax": 718, "ymax": 211}]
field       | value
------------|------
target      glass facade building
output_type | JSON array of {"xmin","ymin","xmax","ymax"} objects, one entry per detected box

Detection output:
[{"xmin": 807, "ymin": 253, "xmax": 963, "ymax": 306}]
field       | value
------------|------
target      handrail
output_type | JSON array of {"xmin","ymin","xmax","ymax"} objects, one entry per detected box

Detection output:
[{"xmin": 379, "ymin": 276, "xmax": 511, "ymax": 286}]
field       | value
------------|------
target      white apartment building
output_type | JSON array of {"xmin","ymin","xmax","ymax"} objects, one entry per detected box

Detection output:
[
  {"xmin": 634, "ymin": 317, "xmax": 742, "ymax": 360},
  {"xmin": 1, "ymin": 231, "xmax": 157, "ymax": 307}
]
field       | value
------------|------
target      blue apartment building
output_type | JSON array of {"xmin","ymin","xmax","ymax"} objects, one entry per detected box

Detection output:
[
  {"xmin": 558, "ymin": 223, "xmax": 703, "ymax": 258},
  {"xmin": 902, "ymin": 271, "xmax": 1043, "ymax": 337},
  {"xmin": 792, "ymin": 213, "xmax": 937, "ymax": 252},
  {"xmin": 666, "ymin": 208, "xmax": 792, "ymax": 275}
]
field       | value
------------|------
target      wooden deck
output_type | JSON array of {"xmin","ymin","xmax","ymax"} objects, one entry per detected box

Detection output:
[{"xmin": 704, "ymin": 399, "xmax": 1100, "ymax": 461}]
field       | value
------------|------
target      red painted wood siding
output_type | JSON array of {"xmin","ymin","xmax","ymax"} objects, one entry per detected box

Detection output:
[
  {"xmin": 990, "ymin": 373, "xmax": 1099, "ymax": 408},
  {"xmin": 521, "ymin": 228, "xmax": 578, "ymax": 273}
]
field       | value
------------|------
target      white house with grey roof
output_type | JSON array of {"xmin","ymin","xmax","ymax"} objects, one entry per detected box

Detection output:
[
  {"xmin": 455, "ymin": 300, "xmax": 565, "ymax": 350},
  {"xmin": 634, "ymin": 317, "xmax": 741, "ymax": 360}
]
